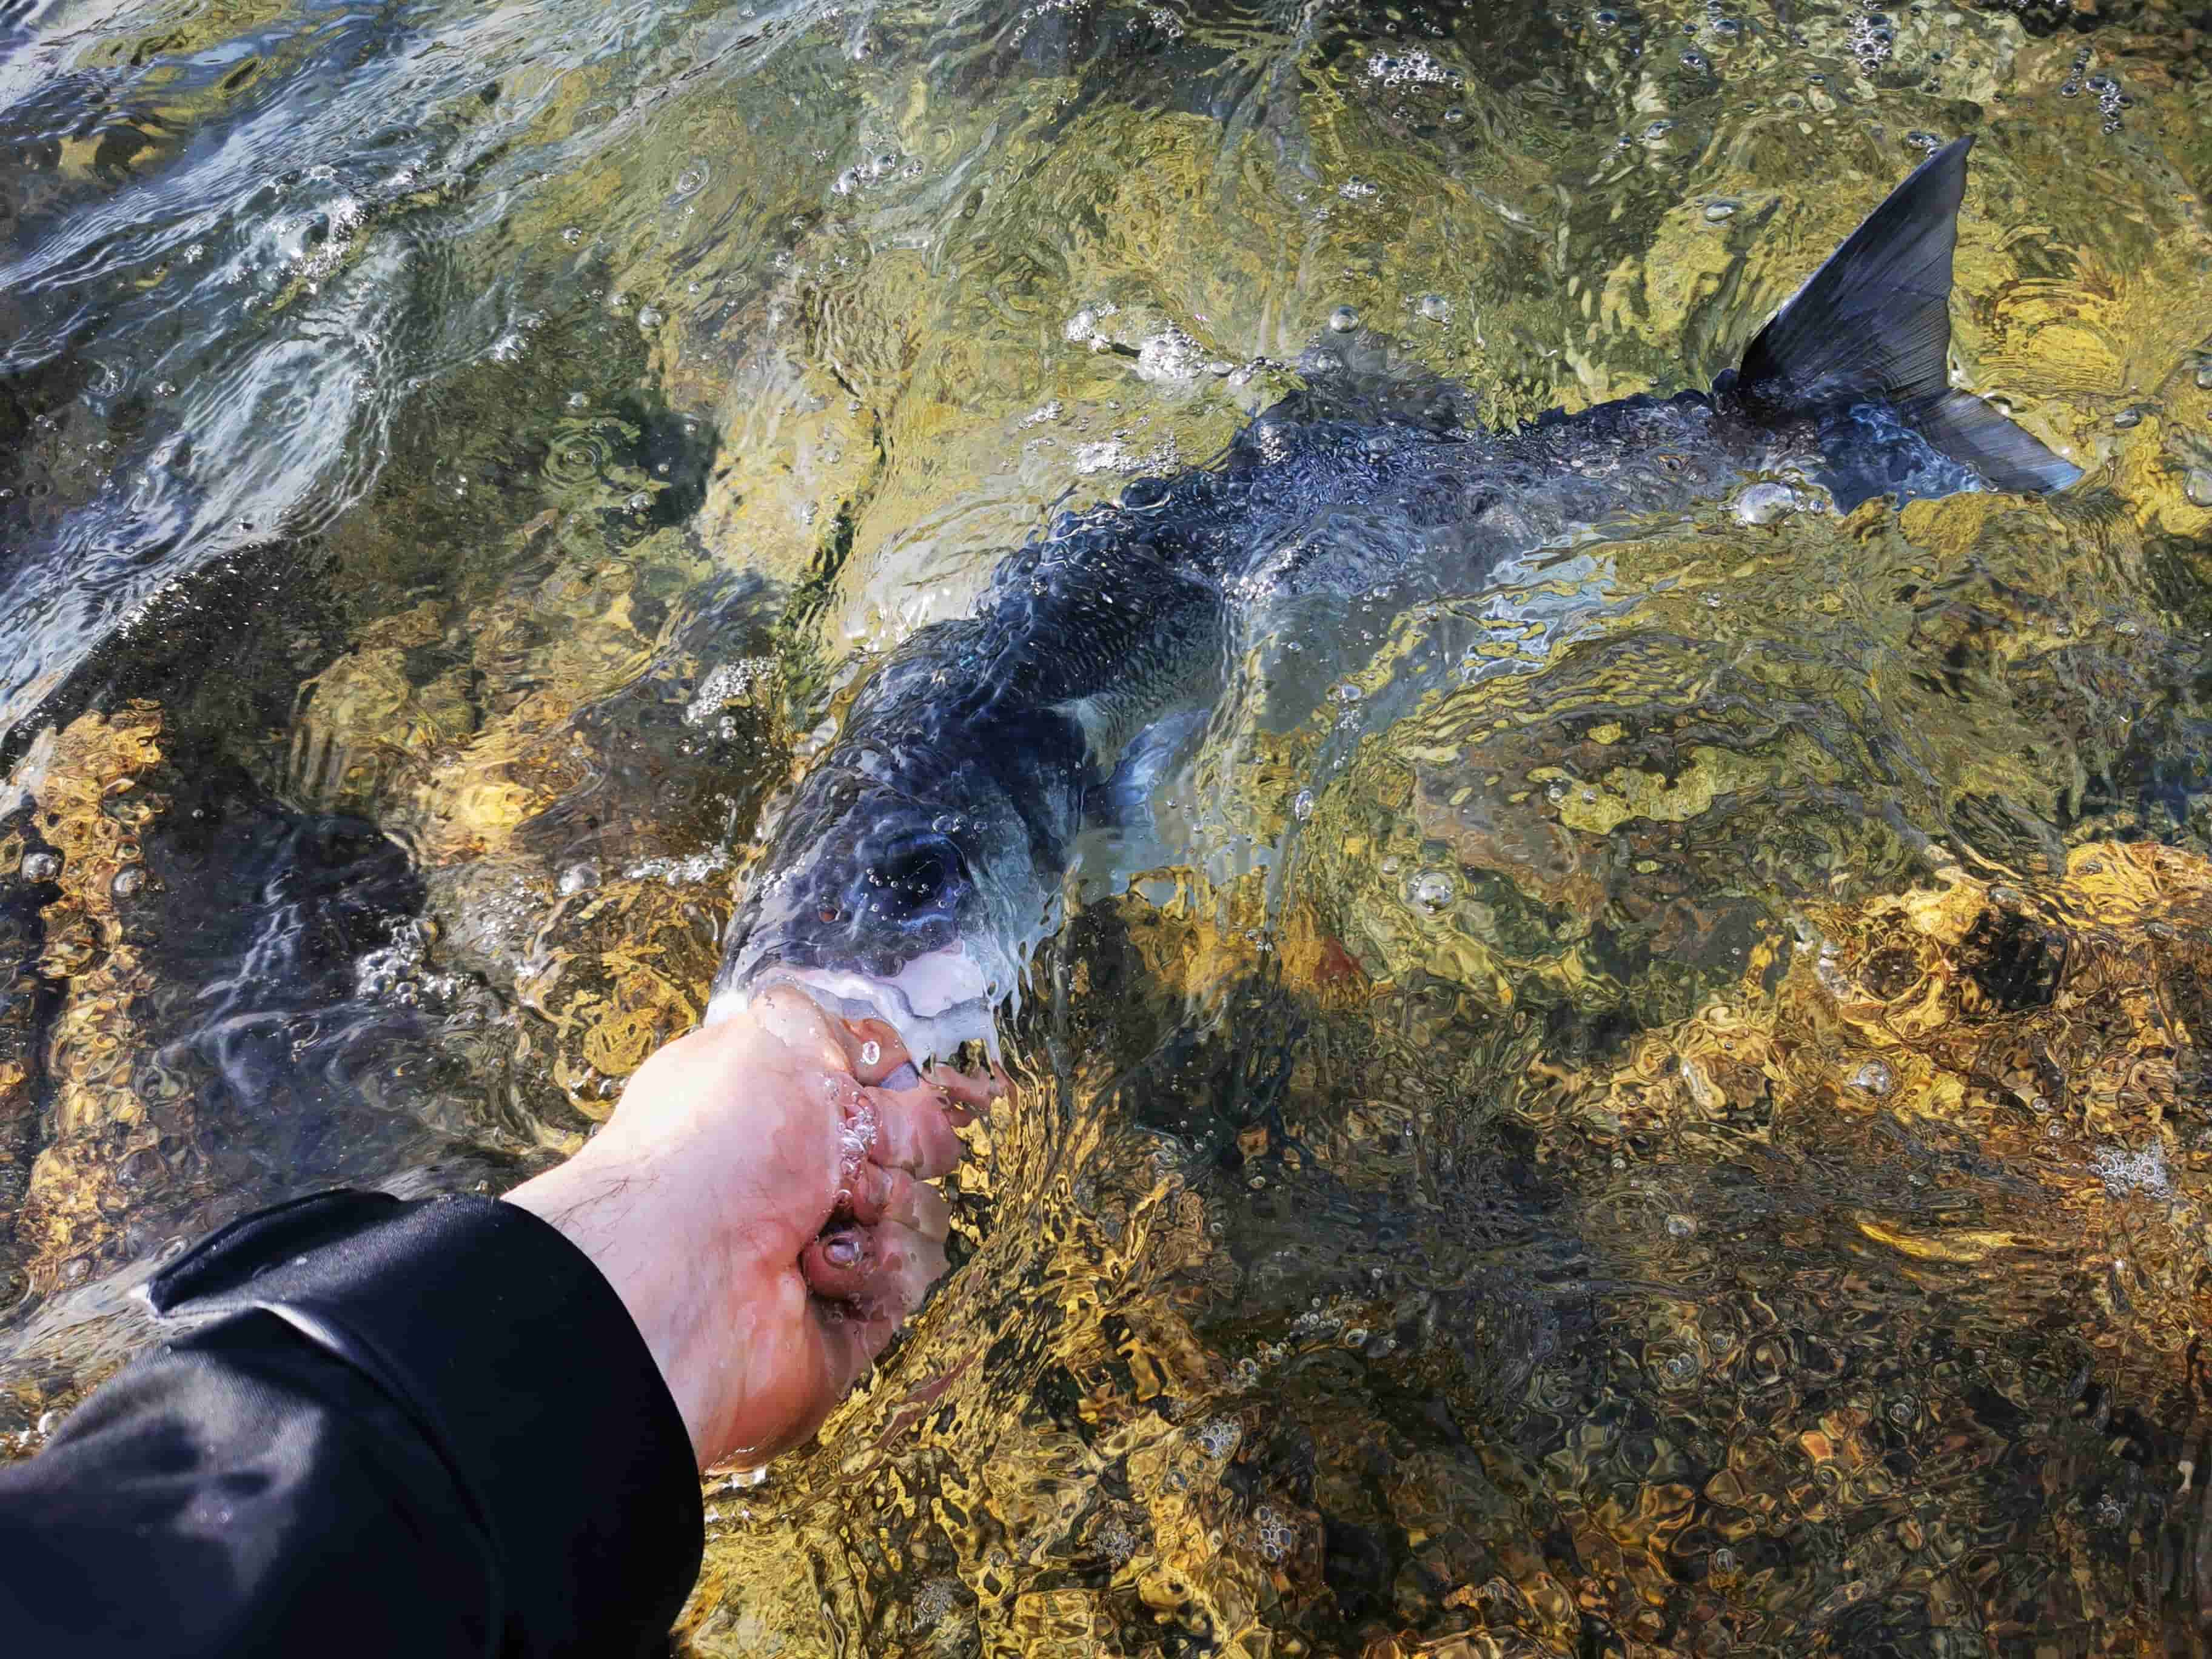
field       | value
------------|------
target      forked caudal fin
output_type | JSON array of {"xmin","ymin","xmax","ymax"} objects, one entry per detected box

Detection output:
[{"xmin": 1729, "ymin": 135, "xmax": 2080, "ymax": 509}]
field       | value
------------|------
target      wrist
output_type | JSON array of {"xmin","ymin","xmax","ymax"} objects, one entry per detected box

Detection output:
[{"xmin": 504, "ymin": 1153, "xmax": 728, "ymax": 1469}]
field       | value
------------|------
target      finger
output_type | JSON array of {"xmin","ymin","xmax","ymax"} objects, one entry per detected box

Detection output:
[
  {"xmin": 800, "ymin": 1221, "xmax": 948, "ymax": 1318},
  {"xmin": 800, "ymin": 1226, "xmax": 873, "ymax": 1303},
  {"xmin": 921, "ymin": 1062, "xmax": 1005, "ymax": 1113},
  {"xmin": 859, "ymin": 1082, "xmax": 970, "ymax": 1179},
  {"xmin": 882, "ymin": 1171, "xmax": 951, "ymax": 1242},
  {"xmin": 838, "ymin": 1017, "xmax": 914, "ymax": 1087},
  {"xmin": 745, "ymin": 981, "xmax": 857, "ymax": 1071},
  {"xmin": 839, "ymin": 1165, "xmax": 952, "ymax": 1241},
  {"xmin": 811, "ymin": 1299, "xmax": 902, "ymax": 1398}
]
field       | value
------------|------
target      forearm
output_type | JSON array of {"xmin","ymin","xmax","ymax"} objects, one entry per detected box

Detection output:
[{"xmin": 0, "ymin": 1191, "xmax": 702, "ymax": 1659}]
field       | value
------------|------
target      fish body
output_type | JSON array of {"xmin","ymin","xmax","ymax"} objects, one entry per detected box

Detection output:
[{"xmin": 708, "ymin": 137, "xmax": 2080, "ymax": 1062}]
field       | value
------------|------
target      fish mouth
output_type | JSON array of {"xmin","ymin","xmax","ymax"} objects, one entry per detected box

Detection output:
[{"xmin": 704, "ymin": 942, "xmax": 1001, "ymax": 1073}]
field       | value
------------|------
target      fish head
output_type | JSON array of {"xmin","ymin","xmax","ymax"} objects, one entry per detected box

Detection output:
[{"xmin": 707, "ymin": 742, "xmax": 1053, "ymax": 1065}]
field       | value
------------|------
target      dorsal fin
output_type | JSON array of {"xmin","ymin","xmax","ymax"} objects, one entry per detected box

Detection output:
[{"xmin": 1735, "ymin": 135, "xmax": 2080, "ymax": 498}]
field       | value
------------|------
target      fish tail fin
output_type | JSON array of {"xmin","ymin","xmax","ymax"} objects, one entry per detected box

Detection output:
[{"xmin": 1727, "ymin": 135, "xmax": 2079, "ymax": 508}]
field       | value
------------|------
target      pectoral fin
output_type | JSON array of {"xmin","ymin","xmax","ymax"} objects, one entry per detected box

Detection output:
[{"xmin": 1099, "ymin": 706, "xmax": 1210, "ymax": 830}]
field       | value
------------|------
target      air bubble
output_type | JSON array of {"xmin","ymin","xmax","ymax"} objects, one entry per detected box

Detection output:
[
  {"xmin": 1328, "ymin": 305, "xmax": 1361, "ymax": 333},
  {"xmin": 1410, "ymin": 870, "xmax": 1455, "ymax": 913},
  {"xmin": 1417, "ymin": 292, "xmax": 1451, "ymax": 323},
  {"xmin": 21, "ymin": 852, "xmax": 59, "ymax": 882},
  {"xmin": 1735, "ymin": 481, "xmax": 1795, "ymax": 524},
  {"xmin": 2187, "ymin": 469, "xmax": 2212, "ymax": 509},
  {"xmin": 860, "ymin": 1039, "xmax": 881, "ymax": 1067}
]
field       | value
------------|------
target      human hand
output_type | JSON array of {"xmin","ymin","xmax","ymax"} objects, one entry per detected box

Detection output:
[{"xmin": 502, "ymin": 984, "xmax": 998, "ymax": 1470}]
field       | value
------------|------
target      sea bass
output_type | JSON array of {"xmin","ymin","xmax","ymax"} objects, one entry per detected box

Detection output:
[{"xmin": 705, "ymin": 136, "xmax": 2079, "ymax": 1064}]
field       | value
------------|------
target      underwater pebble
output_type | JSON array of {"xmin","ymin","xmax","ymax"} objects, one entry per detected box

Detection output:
[{"xmin": 1665, "ymin": 1212, "xmax": 1698, "ymax": 1238}]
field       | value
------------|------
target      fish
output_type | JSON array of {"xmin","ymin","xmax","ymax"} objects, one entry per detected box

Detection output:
[{"xmin": 703, "ymin": 136, "xmax": 2080, "ymax": 1065}]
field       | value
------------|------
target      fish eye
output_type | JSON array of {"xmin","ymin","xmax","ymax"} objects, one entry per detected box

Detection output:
[{"xmin": 873, "ymin": 836, "xmax": 960, "ymax": 911}]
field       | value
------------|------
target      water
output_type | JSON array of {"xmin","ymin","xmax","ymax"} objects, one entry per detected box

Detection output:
[{"xmin": 5, "ymin": 0, "xmax": 2212, "ymax": 1651}]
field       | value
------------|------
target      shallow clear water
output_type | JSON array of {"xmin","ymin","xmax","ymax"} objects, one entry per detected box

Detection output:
[{"xmin": 7, "ymin": 0, "xmax": 2212, "ymax": 1651}]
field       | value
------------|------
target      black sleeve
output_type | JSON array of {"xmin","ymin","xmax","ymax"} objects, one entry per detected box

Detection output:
[{"xmin": 0, "ymin": 1191, "xmax": 703, "ymax": 1658}]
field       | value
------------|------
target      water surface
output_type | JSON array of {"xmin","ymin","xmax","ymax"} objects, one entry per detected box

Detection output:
[{"xmin": 6, "ymin": 0, "xmax": 2212, "ymax": 1652}]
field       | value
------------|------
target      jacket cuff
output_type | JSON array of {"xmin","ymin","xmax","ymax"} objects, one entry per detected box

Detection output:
[{"xmin": 147, "ymin": 1189, "xmax": 703, "ymax": 1655}]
